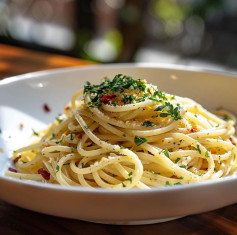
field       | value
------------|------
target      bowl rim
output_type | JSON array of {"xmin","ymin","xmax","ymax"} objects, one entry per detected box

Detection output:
[{"xmin": 0, "ymin": 62, "xmax": 236, "ymax": 87}]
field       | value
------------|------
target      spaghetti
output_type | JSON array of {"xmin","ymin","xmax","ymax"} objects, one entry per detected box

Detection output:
[{"xmin": 6, "ymin": 74, "xmax": 237, "ymax": 189}]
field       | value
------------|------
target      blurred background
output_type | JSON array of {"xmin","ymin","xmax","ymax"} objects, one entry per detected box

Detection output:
[{"xmin": 0, "ymin": 0, "xmax": 237, "ymax": 71}]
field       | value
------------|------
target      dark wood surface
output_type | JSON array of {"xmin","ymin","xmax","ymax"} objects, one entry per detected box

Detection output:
[{"xmin": 0, "ymin": 44, "xmax": 236, "ymax": 235}]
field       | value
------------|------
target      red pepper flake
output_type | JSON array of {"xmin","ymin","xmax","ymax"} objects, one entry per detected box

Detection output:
[
  {"xmin": 78, "ymin": 133, "xmax": 84, "ymax": 139},
  {"xmin": 148, "ymin": 88, "xmax": 152, "ymax": 95},
  {"xmin": 38, "ymin": 168, "xmax": 50, "ymax": 180},
  {"xmin": 161, "ymin": 139, "xmax": 164, "ymax": 142},
  {"xmin": 229, "ymin": 138, "xmax": 236, "ymax": 145},
  {"xmin": 8, "ymin": 167, "xmax": 17, "ymax": 173},
  {"xmin": 100, "ymin": 94, "xmax": 117, "ymax": 104},
  {"xmin": 13, "ymin": 155, "xmax": 21, "ymax": 164},
  {"xmin": 19, "ymin": 123, "xmax": 24, "ymax": 130},
  {"xmin": 188, "ymin": 128, "xmax": 197, "ymax": 133},
  {"xmin": 43, "ymin": 104, "xmax": 51, "ymax": 113},
  {"xmin": 64, "ymin": 106, "xmax": 70, "ymax": 111}
]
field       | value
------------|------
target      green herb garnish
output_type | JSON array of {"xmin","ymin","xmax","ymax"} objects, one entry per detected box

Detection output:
[
  {"xmin": 55, "ymin": 117, "xmax": 63, "ymax": 124},
  {"xmin": 154, "ymin": 102, "xmax": 181, "ymax": 120},
  {"xmin": 175, "ymin": 157, "xmax": 181, "ymax": 163},
  {"xmin": 196, "ymin": 144, "xmax": 201, "ymax": 154},
  {"xmin": 134, "ymin": 136, "xmax": 148, "ymax": 146},
  {"xmin": 153, "ymin": 90, "xmax": 167, "ymax": 100},
  {"xmin": 179, "ymin": 165, "xmax": 186, "ymax": 168},
  {"xmin": 163, "ymin": 148, "xmax": 170, "ymax": 158},
  {"xmin": 87, "ymin": 102, "xmax": 94, "ymax": 108},
  {"xmin": 142, "ymin": 121, "xmax": 154, "ymax": 127},
  {"xmin": 56, "ymin": 165, "xmax": 60, "ymax": 173},
  {"xmin": 70, "ymin": 133, "xmax": 74, "ymax": 141},
  {"xmin": 32, "ymin": 129, "xmax": 39, "ymax": 136},
  {"xmin": 50, "ymin": 133, "xmax": 55, "ymax": 140},
  {"xmin": 165, "ymin": 181, "xmax": 172, "ymax": 186},
  {"xmin": 126, "ymin": 177, "xmax": 132, "ymax": 183},
  {"xmin": 84, "ymin": 74, "xmax": 146, "ymax": 96}
]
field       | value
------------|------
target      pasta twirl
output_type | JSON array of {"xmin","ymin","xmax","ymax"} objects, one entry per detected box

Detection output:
[{"xmin": 6, "ymin": 74, "xmax": 237, "ymax": 189}]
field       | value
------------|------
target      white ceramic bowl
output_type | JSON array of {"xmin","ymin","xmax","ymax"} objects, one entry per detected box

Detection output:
[{"xmin": 0, "ymin": 64, "xmax": 237, "ymax": 225}]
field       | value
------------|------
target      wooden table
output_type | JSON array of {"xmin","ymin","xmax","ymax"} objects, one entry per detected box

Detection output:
[{"xmin": 0, "ymin": 44, "xmax": 236, "ymax": 235}]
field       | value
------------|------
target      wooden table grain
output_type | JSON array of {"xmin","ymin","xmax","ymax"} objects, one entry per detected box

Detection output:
[{"xmin": 0, "ymin": 44, "xmax": 236, "ymax": 235}]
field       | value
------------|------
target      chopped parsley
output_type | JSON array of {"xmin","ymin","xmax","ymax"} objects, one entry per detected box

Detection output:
[
  {"xmin": 153, "ymin": 90, "xmax": 167, "ymax": 100},
  {"xmin": 165, "ymin": 181, "xmax": 172, "ymax": 186},
  {"xmin": 134, "ymin": 136, "xmax": 148, "ymax": 146},
  {"xmin": 94, "ymin": 99, "xmax": 102, "ymax": 108},
  {"xmin": 70, "ymin": 133, "xmax": 74, "ymax": 141},
  {"xmin": 32, "ymin": 129, "xmax": 39, "ymax": 136},
  {"xmin": 175, "ymin": 157, "xmax": 181, "ymax": 163},
  {"xmin": 142, "ymin": 121, "xmax": 154, "ymax": 127},
  {"xmin": 81, "ymin": 162, "xmax": 85, "ymax": 168},
  {"xmin": 128, "ymin": 172, "xmax": 133, "ymax": 176},
  {"xmin": 148, "ymin": 97, "xmax": 162, "ymax": 102},
  {"xmin": 196, "ymin": 144, "xmax": 201, "ymax": 154},
  {"xmin": 126, "ymin": 177, "xmax": 132, "ymax": 183},
  {"xmin": 55, "ymin": 117, "xmax": 63, "ymax": 124},
  {"xmin": 56, "ymin": 165, "xmax": 60, "ymax": 173},
  {"xmin": 136, "ymin": 97, "xmax": 146, "ymax": 102},
  {"xmin": 154, "ymin": 102, "xmax": 181, "ymax": 120},
  {"xmin": 163, "ymin": 148, "xmax": 170, "ymax": 158},
  {"xmin": 120, "ymin": 146, "xmax": 125, "ymax": 149},
  {"xmin": 205, "ymin": 151, "xmax": 210, "ymax": 158},
  {"xmin": 84, "ymin": 75, "xmax": 147, "ymax": 108},
  {"xmin": 122, "ymin": 182, "xmax": 126, "ymax": 188},
  {"xmin": 152, "ymin": 171, "xmax": 160, "ymax": 174},
  {"xmin": 179, "ymin": 165, "xmax": 186, "ymax": 168},
  {"xmin": 63, "ymin": 163, "xmax": 70, "ymax": 166},
  {"xmin": 223, "ymin": 116, "xmax": 229, "ymax": 121},
  {"xmin": 123, "ymin": 94, "xmax": 134, "ymax": 104},
  {"xmin": 174, "ymin": 182, "xmax": 182, "ymax": 185},
  {"xmin": 87, "ymin": 102, "xmax": 94, "ymax": 108},
  {"xmin": 50, "ymin": 133, "xmax": 55, "ymax": 140}
]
